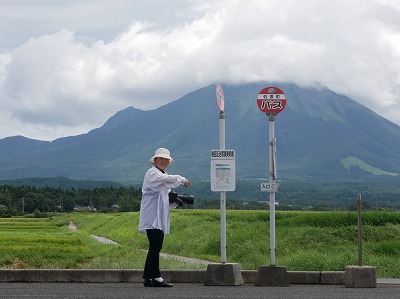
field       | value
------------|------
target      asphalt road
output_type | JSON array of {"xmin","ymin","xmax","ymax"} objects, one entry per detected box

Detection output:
[{"xmin": 1, "ymin": 282, "xmax": 399, "ymax": 299}]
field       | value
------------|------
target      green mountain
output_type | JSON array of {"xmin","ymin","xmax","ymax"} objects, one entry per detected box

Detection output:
[{"xmin": 0, "ymin": 82, "xmax": 399, "ymax": 184}]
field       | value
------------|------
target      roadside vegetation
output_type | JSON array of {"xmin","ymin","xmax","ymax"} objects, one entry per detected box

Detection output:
[{"xmin": 1, "ymin": 210, "xmax": 400, "ymax": 278}]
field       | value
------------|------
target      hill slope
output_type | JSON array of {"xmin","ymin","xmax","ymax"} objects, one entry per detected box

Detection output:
[{"xmin": 0, "ymin": 82, "xmax": 399, "ymax": 184}]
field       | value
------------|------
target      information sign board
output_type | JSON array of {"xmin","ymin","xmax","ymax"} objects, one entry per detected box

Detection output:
[{"xmin": 211, "ymin": 150, "xmax": 236, "ymax": 192}]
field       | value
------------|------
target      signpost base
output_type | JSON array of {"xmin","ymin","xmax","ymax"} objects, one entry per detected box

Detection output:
[
  {"xmin": 204, "ymin": 263, "xmax": 244, "ymax": 286},
  {"xmin": 255, "ymin": 266, "xmax": 289, "ymax": 287},
  {"xmin": 345, "ymin": 266, "xmax": 377, "ymax": 288}
]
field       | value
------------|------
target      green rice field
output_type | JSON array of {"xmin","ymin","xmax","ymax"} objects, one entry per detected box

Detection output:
[{"xmin": 1, "ymin": 210, "xmax": 400, "ymax": 278}]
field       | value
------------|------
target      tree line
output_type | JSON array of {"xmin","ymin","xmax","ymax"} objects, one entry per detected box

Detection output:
[
  {"xmin": 2, "ymin": 179, "xmax": 400, "ymax": 217},
  {"xmin": 0, "ymin": 185, "xmax": 142, "ymax": 217}
]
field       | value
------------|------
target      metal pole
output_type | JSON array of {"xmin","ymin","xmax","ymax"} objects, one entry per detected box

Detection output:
[
  {"xmin": 357, "ymin": 193, "xmax": 362, "ymax": 266},
  {"xmin": 268, "ymin": 114, "xmax": 276, "ymax": 266},
  {"xmin": 219, "ymin": 110, "xmax": 227, "ymax": 263},
  {"xmin": 221, "ymin": 191, "xmax": 227, "ymax": 263}
]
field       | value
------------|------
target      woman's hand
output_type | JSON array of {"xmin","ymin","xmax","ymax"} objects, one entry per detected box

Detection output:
[{"xmin": 183, "ymin": 179, "xmax": 191, "ymax": 188}]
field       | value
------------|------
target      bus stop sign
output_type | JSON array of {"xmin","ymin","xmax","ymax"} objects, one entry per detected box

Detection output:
[{"xmin": 256, "ymin": 86, "xmax": 287, "ymax": 115}]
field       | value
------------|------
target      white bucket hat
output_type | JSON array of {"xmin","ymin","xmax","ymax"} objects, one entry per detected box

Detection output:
[{"xmin": 149, "ymin": 148, "xmax": 174, "ymax": 164}]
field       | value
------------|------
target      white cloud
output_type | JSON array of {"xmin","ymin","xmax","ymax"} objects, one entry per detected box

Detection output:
[{"xmin": 0, "ymin": 0, "xmax": 400, "ymax": 141}]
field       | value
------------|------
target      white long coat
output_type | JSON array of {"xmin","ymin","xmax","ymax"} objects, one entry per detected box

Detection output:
[{"xmin": 139, "ymin": 166, "xmax": 186, "ymax": 235}]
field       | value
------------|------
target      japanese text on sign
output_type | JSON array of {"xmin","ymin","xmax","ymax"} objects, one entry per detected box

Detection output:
[
  {"xmin": 211, "ymin": 150, "xmax": 235, "ymax": 158},
  {"xmin": 259, "ymin": 99, "xmax": 283, "ymax": 110},
  {"xmin": 261, "ymin": 182, "xmax": 279, "ymax": 192}
]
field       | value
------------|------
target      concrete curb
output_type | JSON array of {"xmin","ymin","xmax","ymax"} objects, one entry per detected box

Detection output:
[{"xmin": 0, "ymin": 269, "xmax": 346, "ymax": 284}]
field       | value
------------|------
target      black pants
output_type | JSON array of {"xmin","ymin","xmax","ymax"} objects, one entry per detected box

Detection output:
[{"xmin": 143, "ymin": 229, "xmax": 164, "ymax": 279}]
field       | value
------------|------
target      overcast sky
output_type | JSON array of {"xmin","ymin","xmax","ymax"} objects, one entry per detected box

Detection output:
[{"xmin": 1, "ymin": 0, "xmax": 399, "ymax": 141}]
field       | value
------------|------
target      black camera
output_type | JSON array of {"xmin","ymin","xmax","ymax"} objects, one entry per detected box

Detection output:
[{"xmin": 168, "ymin": 191, "xmax": 195, "ymax": 207}]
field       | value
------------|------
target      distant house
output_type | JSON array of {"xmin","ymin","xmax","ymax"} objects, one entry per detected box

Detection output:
[
  {"xmin": 73, "ymin": 205, "xmax": 97, "ymax": 212},
  {"xmin": 110, "ymin": 204, "xmax": 120, "ymax": 212},
  {"xmin": 73, "ymin": 205, "xmax": 84, "ymax": 211},
  {"xmin": 0, "ymin": 204, "xmax": 7, "ymax": 210}
]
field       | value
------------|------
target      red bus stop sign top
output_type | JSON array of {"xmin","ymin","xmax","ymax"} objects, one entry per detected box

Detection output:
[{"xmin": 256, "ymin": 86, "xmax": 287, "ymax": 115}]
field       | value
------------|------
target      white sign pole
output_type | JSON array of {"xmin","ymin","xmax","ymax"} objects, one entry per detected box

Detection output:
[
  {"xmin": 255, "ymin": 86, "xmax": 288, "ymax": 285},
  {"xmin": 216, "ymin": 83, "xmax": 227, "ymax": 264},
  {"xmin": 268, "ymin": 114, "xmax": 276, "ymax": 266},
  {"xmin": 256, "ymin": 86, "xmax": 286, "ymax": 267},
  {"xmin": 206, "ymin": 83, "xmax": 242, "ymax": 285},
  {"xmin": 219, "ymin": 110, "xmax": 227, "ymax": 263}
]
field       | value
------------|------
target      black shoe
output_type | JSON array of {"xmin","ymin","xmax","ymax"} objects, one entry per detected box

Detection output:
[
  {"xmin": 143, "ymin": 279, "xmax": 152, "ymax": 287},
  {"xmin": 151, "ymin": 280, "xmax": 173, "ymax": 287}
]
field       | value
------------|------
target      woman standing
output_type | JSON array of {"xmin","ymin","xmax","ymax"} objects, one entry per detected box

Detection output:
[{"xmin": 139, "ymin": 148, "xmax": 191, "ymax": 287}]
